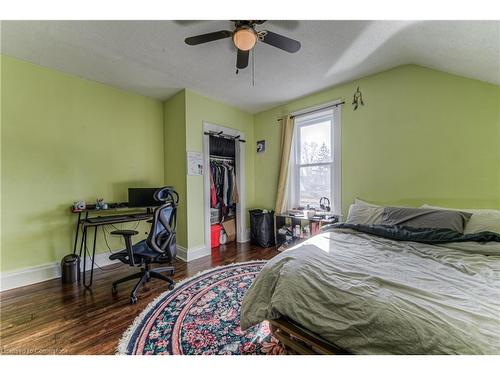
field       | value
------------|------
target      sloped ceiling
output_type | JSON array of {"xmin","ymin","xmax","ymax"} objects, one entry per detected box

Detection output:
[{"xmin": 1, "ymin": 20, "xmax": 499, "ymax": 113}]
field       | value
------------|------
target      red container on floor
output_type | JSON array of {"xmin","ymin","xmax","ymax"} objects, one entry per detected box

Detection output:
[{"xmin": 211, "ymin": 224, "xmax": 222, "ymax": 248}]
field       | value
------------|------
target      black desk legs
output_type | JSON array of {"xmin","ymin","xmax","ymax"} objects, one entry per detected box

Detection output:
[
  {"xmin": 82, "ymin": 226, "xmax": 98, "ymax": 289},
  {"xmin": 72, "ymin": 212, "xmax": 82, "ymax": 255},
  {"xmin": 89, "ymin": 226, "xmax": 98, "ymax": 288},
  {"xmin": 74, "ymin": 211, "xmax": 152, "ymax": 289},
  {"xmin": 81, "ymin": 226, "xmax": 87, "ymax": 286}
]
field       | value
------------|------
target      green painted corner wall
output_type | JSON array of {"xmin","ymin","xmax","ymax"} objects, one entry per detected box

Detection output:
[
  {"xmin": 163, "ymin": 90, "xmax": 188, "ymax": 248},
  {"xmin": 162, "ymin": 89, "xmax": 255, "ymax": 250},
  {"xmin": 1, "ymin": 55, "xmax": 165, "ymax": 272},
  {"xmin": 184, "ymin": 90, "xmax": 255, "ymax": 249},
  {"xmin": 253, "ymin": 65, "xmax": 500, "ymax": 215}
]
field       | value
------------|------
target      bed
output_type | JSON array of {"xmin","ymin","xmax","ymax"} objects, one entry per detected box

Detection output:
[{"xmin": 240, "ymin": 205, "xmax": 500, "ymax": 355}]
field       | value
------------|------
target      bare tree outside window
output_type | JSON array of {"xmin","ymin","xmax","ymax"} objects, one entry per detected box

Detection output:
[
  {"xmin": 297, "ymin": 121, "xmax": 332, "ymax": 207},
  {"xmin": 289, "ymin": 106, "xmax": 341, "ymax": 213}
]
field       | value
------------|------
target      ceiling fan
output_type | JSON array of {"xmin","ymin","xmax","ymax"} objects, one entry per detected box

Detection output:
[{"xmin": 184, "ymin": 20, "xmax": 301, "ymax": 71}]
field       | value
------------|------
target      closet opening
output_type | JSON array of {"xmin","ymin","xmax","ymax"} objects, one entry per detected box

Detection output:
[{"xmin": 203, "ymin": 122, "xmax": 247, "ymax": 254}]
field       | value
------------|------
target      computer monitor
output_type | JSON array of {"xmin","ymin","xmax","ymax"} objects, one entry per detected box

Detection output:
[{"xmin": 128, "ymin": 188, "xmax": 162, "ymax": 208}]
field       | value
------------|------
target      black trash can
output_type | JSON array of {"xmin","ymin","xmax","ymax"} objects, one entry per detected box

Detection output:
[
  {"xmin": 249, "ymin": 209, "xmax": 275, "ymax": 248},
  {"xmin": 61, "ymin": 254, "xmax": 80, "ymax": 284}
]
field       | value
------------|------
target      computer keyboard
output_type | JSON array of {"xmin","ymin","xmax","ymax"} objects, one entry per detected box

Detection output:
[
  {"xmin": 131, "ymin": 213, "xmax": 152, "ymax": 220},
  {"xmin": 86, "ymin": 215, "xmax": 129, "ymax": 223},
  {"xmin": 85, "ymin": 213, "xmax": 152, "ymax": 224}
]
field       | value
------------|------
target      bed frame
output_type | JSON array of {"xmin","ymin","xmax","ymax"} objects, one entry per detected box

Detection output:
[{"xmin": 269, "ymin": 317, "xmax": 350, "ymax": 355}]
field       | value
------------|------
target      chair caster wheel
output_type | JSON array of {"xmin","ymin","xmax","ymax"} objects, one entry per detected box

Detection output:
[
  {"xmin": 130, "ymin": 296, "xmax": 138, "ymax": 304},
  {"xmin": 112, "ymin": 285, "xmax": 118, "ymax": 294},
  {"xmin": 168, "ymin": 283, "xmax": 175, "ymax": 291}
]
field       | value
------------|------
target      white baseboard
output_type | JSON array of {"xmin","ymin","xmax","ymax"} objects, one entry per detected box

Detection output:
[
  {"xmin": 176, "ymin": 246, "xmax": 188, "ymax": 262},
  {"xmin": 176, "ymin": 245, "xmax": 211, "ymax": 262},
  {"xmin": 0, "ymin": 252, "xmax": 120, "ymax": 292},
  {"xmin": 1, "ymin": 262, "xmax": 61, "ymax": 292},
  {"xmin": 237, "ymin": 228, "xmax": 251, "ymax": 243},
  {"xmin": 81, "ymin": 251, "xmax": 120, "ymax": 272},
  {"xmin": 1, "ymin": 244, "xmax": 216, "ymax": 292}
]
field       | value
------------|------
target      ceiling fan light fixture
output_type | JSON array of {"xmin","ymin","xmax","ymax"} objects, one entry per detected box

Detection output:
[{"xmin": 233, "ymin": 27, "xmax": 257, "ymax": 51}]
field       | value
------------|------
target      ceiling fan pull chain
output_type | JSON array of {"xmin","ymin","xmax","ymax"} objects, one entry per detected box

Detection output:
[{"xmin": 252, "ymin": 48, "xmax": 255, "ymax": 87}]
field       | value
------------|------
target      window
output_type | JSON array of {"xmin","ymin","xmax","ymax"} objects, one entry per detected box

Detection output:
[{"xmin": 289, "ymin": 105, "xmax": 341, "ymax": 213}]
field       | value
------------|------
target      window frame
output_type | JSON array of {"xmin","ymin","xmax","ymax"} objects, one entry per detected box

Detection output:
[{"xmin": 289, "ymin": 105, "xmax": 341, "ymax": 214}]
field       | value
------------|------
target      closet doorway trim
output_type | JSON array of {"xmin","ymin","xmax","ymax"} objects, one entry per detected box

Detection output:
[{"xmin": 203, "ymin": 121, "xmax": 248, "ymax": 248}]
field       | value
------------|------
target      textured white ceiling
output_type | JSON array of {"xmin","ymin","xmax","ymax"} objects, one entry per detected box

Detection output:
[{"xmin": 1, "ymin": 20, "xmax": 499, "ymax": 113}]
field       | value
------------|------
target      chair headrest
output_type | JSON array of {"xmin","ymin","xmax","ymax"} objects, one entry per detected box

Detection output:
[{"xmin": 154, "ymin": 187, "xmax": 179, "ymax": 206}]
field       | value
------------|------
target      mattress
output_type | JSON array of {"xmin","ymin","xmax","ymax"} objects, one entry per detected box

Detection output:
[{"xmin": 240, "ymin": 227, "xmax": 500, "ymax": 354}]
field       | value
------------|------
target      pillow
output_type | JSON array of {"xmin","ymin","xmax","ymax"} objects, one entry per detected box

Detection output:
[
  {"xmin": 421, "ymin": 204, "xmax": 499, "ymax": 215},
  {"xmin": 346, "ymin": 204, "xmax": 384, "ymax": 225},
  {"xmin": 436, "ymin": 241, "xmax": 500, "ymax": 255},
  {"xmin": 464, "ymin": 214, "xmax": 500, "ymax": 235},
  {"xmin": 354, "ymin": 198, "xmax": 381, "ymax": 208},
  {"xmin": 381, "ymin": 207, "xmax": 472, "ymax": 233},
  {"xmin": 421, "ymin": 204, "xmax": 500, "ymax": 235}
]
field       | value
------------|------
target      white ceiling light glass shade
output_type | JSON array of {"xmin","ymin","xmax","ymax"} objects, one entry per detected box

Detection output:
[{"xmin": 233, "ymin": 27, "xmax": 257, "ymax": 51}]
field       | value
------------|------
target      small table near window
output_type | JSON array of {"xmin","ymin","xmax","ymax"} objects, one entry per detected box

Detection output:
[{"xmin": 275, "ymin": 213, "xmax": 340, "ymax": 248}]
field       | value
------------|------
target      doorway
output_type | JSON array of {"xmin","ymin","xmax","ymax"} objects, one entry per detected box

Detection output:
[{"xmin": 203, "ymin": 122, "xmax": 248, "ymax": 252}]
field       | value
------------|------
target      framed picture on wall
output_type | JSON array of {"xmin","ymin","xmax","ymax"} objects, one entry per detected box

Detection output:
[{"xmin": 257, "ymin": 140, "xmax": 266, "ymax": 153}]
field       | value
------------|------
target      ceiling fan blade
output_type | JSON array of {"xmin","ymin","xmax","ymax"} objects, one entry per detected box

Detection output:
[
  {"xmin": 236, "ymin": 49, "xmax": 249, "ymax": 69},
  {"xmin": 261, "ymin": 30, "xmax": 301, "ymax": 53},
  {"xmin": 185, "ymin": 30, "xmax": 232, "ymax": 45}
]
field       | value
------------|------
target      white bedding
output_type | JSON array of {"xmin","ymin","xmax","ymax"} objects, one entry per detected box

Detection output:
[{"xmin": 240, "ymin": 228, "xmax": 500, "ymax": 354}]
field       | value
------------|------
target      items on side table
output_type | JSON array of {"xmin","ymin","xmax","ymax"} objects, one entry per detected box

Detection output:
[{"xmin": 275, "ymin": 212, "xmax": 340, "ymax": 251}]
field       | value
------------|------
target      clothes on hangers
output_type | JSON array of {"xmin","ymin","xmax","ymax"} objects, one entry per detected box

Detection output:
[
  {"xmin": 210, "ymin": 171, "xmax": 217, "ymax": 208},
  {"xmin": 223, "ymin": 166, "xmax": 229, "ymax": 206},
  {"xmin": 209, "ymin": 159, "xmax": 239, "ymax": 213},
  {"xmin": 231, "ymin": 167, "xmax": 239, "ymax": 204}
]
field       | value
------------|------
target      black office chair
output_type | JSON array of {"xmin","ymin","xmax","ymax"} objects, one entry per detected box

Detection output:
[{"xmin": 109, "ymin": 187, "xmax": 178, "ymax": 304}]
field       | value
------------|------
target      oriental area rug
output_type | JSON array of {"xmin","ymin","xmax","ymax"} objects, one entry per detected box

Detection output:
[{"xmin": 117, "ymin": 261, "xmax": 285, "ymax": 355}]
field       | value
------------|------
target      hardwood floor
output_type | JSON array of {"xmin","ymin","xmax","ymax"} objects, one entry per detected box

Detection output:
[{"xmin": 0, "ymin": 242, "xmax": 279, "ymax": 355}]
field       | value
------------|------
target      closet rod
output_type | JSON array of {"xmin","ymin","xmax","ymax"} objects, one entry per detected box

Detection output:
[
  {"xmin": 210, "ymin": 155, "xmax": 235, "ymax": 161},
  {"xmin": 204, "ymin": 131, "xmax": 246, "ymax": 143}
]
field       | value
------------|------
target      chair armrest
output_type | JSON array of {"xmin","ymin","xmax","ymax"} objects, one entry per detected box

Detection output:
[
  {"xmin": 110, "ymin": 230, "xmax": 139, "ymax": 236},
  {"xmin": 110, "ymin": 230, "xmax": 139, "ymax": 267}
]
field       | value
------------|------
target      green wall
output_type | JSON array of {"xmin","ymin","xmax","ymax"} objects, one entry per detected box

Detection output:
[
  {"xmin": 2, "ymin": 57, "xmax": 499, "ymax": 273},
  {"xmin": 162, "ymin": 89, "xmax": 255, "ymax": 250},
  {"xmin": 163, "ymin": 91, "xmax": 188, "ymax": 248},
  {"xmin": 1, "ymin": 56, "xmax": 165, "ymax": 272},
  {"xmin": 184, "ymin": 90, "xmax": 255, "ymax": 249},
  {"xmin": 254, "ymin": 65, "xmax": 500, "ymax": 214}
]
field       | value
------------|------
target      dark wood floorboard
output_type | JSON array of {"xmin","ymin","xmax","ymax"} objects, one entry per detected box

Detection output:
[{"xmin": 0, "ymin": 242, "xmax": 279, "ymax": 355}]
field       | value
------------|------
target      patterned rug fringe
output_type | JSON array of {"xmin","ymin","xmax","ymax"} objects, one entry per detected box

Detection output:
[{"xmin": 116, "ymin": 259, "xmax": 267, "ymax": 354}]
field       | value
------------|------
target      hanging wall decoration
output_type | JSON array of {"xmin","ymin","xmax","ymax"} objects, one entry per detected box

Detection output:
[
  {"xmin": 352, "ymin": 86, "xmax": 365, "ymax": 111},
  {"xmin": 256, "ymin": 140, "xmax": 266, "ymax": 153}
]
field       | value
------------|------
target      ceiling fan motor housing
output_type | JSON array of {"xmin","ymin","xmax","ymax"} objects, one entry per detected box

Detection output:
[{"xmin": 232, "ymin": 25, "xmax": 257, "ymax": 51}]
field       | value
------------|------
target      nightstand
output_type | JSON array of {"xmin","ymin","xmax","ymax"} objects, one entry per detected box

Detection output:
[{"xmin": 274, "ymin": 213, "xmax": 340, "ymax": 248}]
